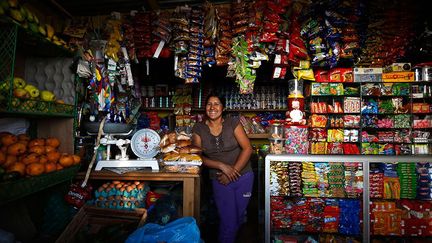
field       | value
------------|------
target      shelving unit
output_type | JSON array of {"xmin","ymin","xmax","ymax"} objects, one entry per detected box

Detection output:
[
  {"xmin": 308, "ymin": 82, "xmax": 361, "ymax": 154},
  {"xmin": 264, "ymin": 154, "xmax": 432, "ymax": 243},
  {"xmin": 306, "ymin": 80, "xmax": 432, "ymax": 155},
  {"xmin": 0, "ymin": 17, "xmax": 77, "ymax": 203}
]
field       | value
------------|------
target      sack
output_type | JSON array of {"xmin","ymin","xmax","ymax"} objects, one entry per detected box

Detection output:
[{"xmin": 126, "ymin": 217, "xmax": 201, "ymax": 243}]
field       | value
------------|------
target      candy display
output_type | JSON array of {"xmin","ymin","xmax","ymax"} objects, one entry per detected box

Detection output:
[
  {"xmin": 284, "ymin": 125, "xmax": 308, "ymax": 154},
  {"xmin": 271, "ymin": 197, "xmax": 361, "ymax": 235}
]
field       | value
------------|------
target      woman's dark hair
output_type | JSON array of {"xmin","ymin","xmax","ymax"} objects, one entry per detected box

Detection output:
[{"xmin": 205, "ymin": 91, "xmax": 226, "ymax": 108}]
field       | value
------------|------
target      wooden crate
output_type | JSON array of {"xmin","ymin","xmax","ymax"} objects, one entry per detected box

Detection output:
[{"xmin": 56, "ymin": 205, "xmax": 147, "ymax": 243}]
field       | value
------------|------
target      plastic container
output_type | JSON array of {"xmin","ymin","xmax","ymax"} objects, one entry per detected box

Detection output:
[
  {"xmin": 288, "ymin": 79, "xmax": 304, "ymax": 98},
  {"xmin": 268, "ymin": 138, "xmax": 286, "ymax": 154},
  {"xmin": 422, "ymin": 66, "xmax": 432, "ymax": 81},
  {"xmin": 270, "ymin": 123, "xmax": 284, "ymax": 139}
]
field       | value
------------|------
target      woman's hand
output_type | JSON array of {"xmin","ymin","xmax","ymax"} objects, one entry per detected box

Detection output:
[
  {"xmin": 216, "ymin": 173, "xmax": 230, "ymax": 185},
  {"xmin": 219, "ymin": 163, "xmax": 241, "ymax": 182}
]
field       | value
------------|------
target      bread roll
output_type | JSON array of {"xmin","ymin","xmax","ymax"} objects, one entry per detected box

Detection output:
[
  {"xmin": 161, "ymin": 143, "xmax": 176, "ymax": 153},
  {"xmin": 189, "ymin": 145, "xmax": 202, "ymax": 154},
  {"xmin": 177, "ymin": 140, "xmax": 192, "ymax": 148},
  {"xmin": 168, "ymin": 132, "xmax": 177, "ymax": 144}
]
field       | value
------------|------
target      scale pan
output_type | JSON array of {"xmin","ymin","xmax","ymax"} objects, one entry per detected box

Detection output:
[{"xmin": 83, "ymin": 122, "xmax": 135, "ymax": 134}]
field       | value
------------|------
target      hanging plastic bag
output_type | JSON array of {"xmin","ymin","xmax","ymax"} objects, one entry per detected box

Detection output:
[{"xmin": 126, "ymin": 217, "xmax": 201, "ymax": 243}]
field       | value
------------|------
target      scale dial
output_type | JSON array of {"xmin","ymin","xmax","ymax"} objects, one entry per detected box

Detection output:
[{"xmin": 131, "ymin": 129, "xmax": 161, "ymax": 159}]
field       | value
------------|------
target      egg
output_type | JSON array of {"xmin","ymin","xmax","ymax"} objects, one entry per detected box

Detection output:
[
  {"xmin": 113, "ymin": 180, "xmax": 121, "ymax": 184},
  {"xmin": 134, "ymin": 181, "xmax": 140, "ymax": 185},
  {"xmin": 137, "ymin": 184, "xmax": 144, "ymax": 190},
  {"xmin": 126, "ymin": 186, "xmax": 133, "ymax": 193},
  {"xmin": 115, "ymin": 184, "xmax": 123, "ymax": 189}
]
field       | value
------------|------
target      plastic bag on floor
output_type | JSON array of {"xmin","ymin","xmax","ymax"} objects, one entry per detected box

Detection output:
[{"xmin": 125, "ymin": 217, "xmax": 201, "ymax": 243}]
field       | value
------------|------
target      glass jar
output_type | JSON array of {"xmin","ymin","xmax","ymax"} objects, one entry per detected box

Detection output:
[{"xmin": 288, "ymin": 79, "xmax": 304, "ymax": 98}]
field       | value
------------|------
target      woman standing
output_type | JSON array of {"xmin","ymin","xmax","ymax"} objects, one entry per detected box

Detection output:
[{"xmin": 192, "ymin": 93, "xmax": 254, "ymax": 243}]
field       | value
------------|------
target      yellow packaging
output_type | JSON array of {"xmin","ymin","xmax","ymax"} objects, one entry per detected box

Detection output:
[{"xmin": 382, "ymin": 72, "xmax": 414, "ymax": 82}]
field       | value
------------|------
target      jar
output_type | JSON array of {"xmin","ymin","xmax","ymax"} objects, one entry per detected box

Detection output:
[
  {"xmin": 288, "ymin": 79, "xmax": 304, "ymax": 98},
  {"xmin": 270, "ymin": 123, "xmax": 284, "ymax": 139},
  {"xmin": 422, "ymin": 66, "xmax": 432, "ymax": 81},
  {"xmin": 269, "ymin": 138, "xmax": 285, "ymax": 154}
]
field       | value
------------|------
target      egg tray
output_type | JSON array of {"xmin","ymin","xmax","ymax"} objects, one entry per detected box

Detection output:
[
  {"xmin": 93, "ymin": 199, "xmax": 146, "ymax": 210},
  {"xmin": 0, "ymin": 95, "xmax": 74, "ymax": 116},
  {"xmin": 0, "ymin": 165, "xmax": 80, "ymax": 205}
]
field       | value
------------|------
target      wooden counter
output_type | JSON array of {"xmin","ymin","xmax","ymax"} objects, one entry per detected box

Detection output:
[{"xmin": 76, "ymin": 170, "xmax": 200, "ymax": 222}]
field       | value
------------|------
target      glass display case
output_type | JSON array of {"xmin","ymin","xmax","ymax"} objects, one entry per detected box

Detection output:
[{"xmin": 264, "ymin": 154, "xmax": 432, "ymax": 243}]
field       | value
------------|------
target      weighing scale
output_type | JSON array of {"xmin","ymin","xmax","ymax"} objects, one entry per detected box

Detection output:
[{"xmin": 95, "ymin": 128, "xmax": 161, "ymax": 171}]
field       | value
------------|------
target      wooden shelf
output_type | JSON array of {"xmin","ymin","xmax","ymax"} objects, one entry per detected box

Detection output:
[{"xmin": 247, "ymin": 134, "xmax": 269, "ymax": 139}]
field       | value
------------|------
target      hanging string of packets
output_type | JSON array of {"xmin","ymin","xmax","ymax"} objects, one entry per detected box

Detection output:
[{"xmin": 89, "ymin": 65, "xmax": 114, "ymax": 112}]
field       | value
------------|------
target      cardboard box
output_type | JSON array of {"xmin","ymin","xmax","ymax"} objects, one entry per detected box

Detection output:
[{"xmin": 354, "ymin": 68, "xmax": 383, "ymax": 82}]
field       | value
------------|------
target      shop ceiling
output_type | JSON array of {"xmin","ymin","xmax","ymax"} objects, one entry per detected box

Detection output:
[{"xmin": 44, "ymin": 0, "xmax": 229, "ymax": 17}]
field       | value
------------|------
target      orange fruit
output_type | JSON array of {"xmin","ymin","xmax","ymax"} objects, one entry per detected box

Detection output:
[
  {"xmin": 1, "ymin": 134, "xmax": 18, "ymax": 147},
  {"xmin": 56, "ymin": 163, "xmax": 64, "ymax": 171},
  {"xmin": 72, "ymin": 154, "xmax": 81, "ymax": 165},
  {"xmin": 7, "ymin": 162, "xmax": 26, "ymax": 176},
  {"xmin": 16, "ymin": 140, "xmax": 29, "ymax": 147},
  {"xmin": 22, "ymin": 153, "xmax": 40, "ymax": 165},
  {"xmin": 39, "ymin": 155, "xmax": 48, "ymax": 164},
  {"xmin": 59, "ymin": 153, "xmax": 74, "ymax": 168},
  {"xmin": 46, "ymin": 151, "xmax": 61, "ymax": 163},
  {"xmin": 26, "ymin": 163, "xmax": 45, "ymax": 176},
  {"xmin": 2, "ymin": 155, "xmax": 17, "ymax": 168},
  {"xmin": 45, "ymin": 145, "xmax": 56, "ymax": 154},
  {"xmin": 45, "ymin": 137, "xmax": 60, "ymax": 148},
  {"xmin": 7, "ymin": 142, "xmax": 27, "ymax": 156},
  {"xmin": 44, "ymin": 162, "xmax": 56, "ymax": 173},
  {"xmin": 0, "ymin": 151, "xmax": 5, "ymax": 166},
  {"xmin": 28, "ymin": 138, "xmax": 45, "ymax": 147},
  {"xmin": 17, "ymin": 134, "xmax": 30, "ymax": 142},
  {"xmin": 29, "ymin": 145, "xmax": 45, "ymax": 155}
]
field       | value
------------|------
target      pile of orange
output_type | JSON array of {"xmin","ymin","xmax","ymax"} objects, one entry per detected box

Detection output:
[{"xmin": 0, "ymin": 132, "xmax": 81, "ymax": 177}]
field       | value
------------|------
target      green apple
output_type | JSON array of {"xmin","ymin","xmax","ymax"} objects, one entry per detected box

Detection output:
[
  {"xmin": 24, "ymin": 84, "xmax": 40, "ymax": 98},
  {"xmin": 13, "ymin": 77, "xmax": 26, "ymax": 89},
  {"xmin": 40, "ymin": 90, "xmax": 55, "ymax": 102}
]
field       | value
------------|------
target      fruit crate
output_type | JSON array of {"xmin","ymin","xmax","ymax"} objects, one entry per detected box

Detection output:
[
  {"xmin": 0, "ymin": 165, "xmax": 80, "ymax": 205},
  {"xmin": 56, "ymin": 205, "xmax": 147, "ymax": 243},
  {"xmin": 0, "ymin": 96, "xmax": 75, "ymax": 117},
  {"xmin": 0, "ymin": 21, "xmax": 75, "ymax": 117}
]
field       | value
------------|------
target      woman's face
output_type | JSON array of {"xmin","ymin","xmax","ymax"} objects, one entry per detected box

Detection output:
[{"xmin": 206, "ymin": 96, "xmax": 223, "ymax": 120}]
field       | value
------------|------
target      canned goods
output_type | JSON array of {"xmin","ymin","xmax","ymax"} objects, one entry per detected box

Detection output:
[
  {"xmin": 414, "ymin": 67, "xmax": 422, "ymax": 81},
  {"xmin": 422, "ymin": 66, "xmax": 432, "ymax": 81}
]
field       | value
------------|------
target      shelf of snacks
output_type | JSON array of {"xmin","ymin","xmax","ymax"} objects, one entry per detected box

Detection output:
[
  {"xmin": 360, "ymin": 82, "xmax": 414, "ymax": 155},
  {"xmin": 265, "ymin": 155, "xmax": 365, "ymax": 243},
  {"xmin": 308, "ymin": 82, "xmax": 361, "ymax": 155},
  {"xmin": 369, "ymin": 162, "xmax": 432, "ymax": 239},
  {"xmin": 265, "ymin": 154, "xmax": 432, "ymax": 243}
]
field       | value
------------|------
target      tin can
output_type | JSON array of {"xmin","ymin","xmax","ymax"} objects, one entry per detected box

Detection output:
[
  {"xmin": 414, "ymin": 67, "xmax": 422, "ymax": 81},
  {"xmin": 423, "ymin": 66, "xmax": 432, "ymax": 81}
]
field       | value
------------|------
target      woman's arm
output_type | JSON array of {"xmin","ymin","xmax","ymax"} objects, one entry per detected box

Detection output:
[
  {"xmin": 232, "ymin": 123, "xmax": 253, "ymax": 172},
  {"xmin": 192, "ymin": 133, "xmax": 240, "ymax": 182}
]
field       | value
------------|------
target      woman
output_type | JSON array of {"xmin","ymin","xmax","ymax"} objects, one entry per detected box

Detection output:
[{"xmin": 192, "ymin": 93, "xmax": 254, "ymax": 243}]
